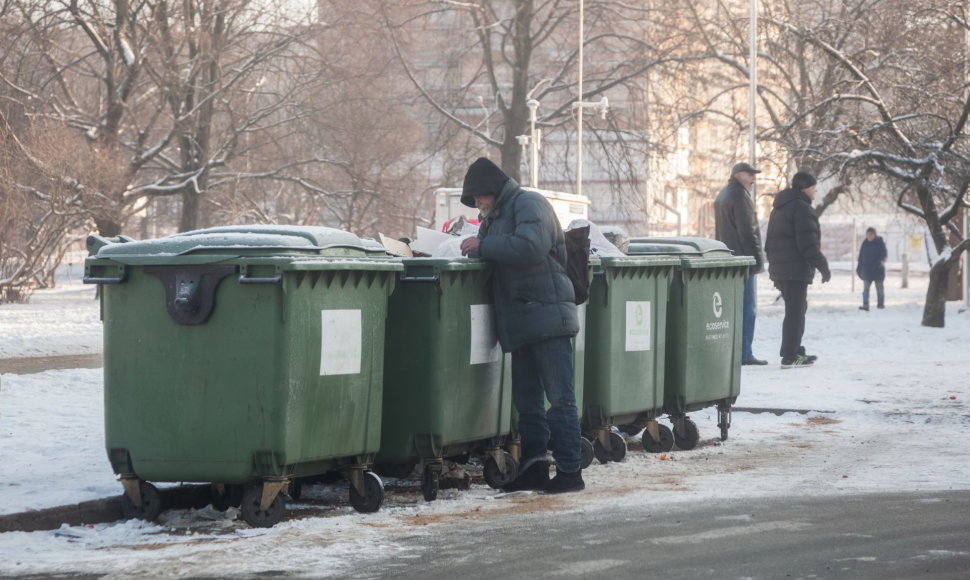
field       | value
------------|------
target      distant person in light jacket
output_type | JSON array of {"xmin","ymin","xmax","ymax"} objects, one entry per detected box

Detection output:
[{"xmin": 856, "ymin": 227, "xmax": 888, "ymax": 311}]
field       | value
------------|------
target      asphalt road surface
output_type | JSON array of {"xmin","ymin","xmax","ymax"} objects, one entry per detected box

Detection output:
[{"xmin": 345, "ymin": 490, "xmax": 970, "ymax": 580}]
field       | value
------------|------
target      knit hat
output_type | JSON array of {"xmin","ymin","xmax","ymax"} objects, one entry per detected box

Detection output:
[
  {"xmin": 731, "ymin": 162, "xmax": 760, "ymax": 176},
  {"xmin": 461, "ymin": 158, "xmax": 509, "ymax": 207},
  {"xmin": 791, "ymin": 171, "xmax": 817, "ymax": 191}
]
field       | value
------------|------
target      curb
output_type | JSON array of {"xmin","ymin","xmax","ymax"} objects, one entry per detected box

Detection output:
[{"xmin": 0, "ymin": 485, "xmax": 211, "ymax": 533}]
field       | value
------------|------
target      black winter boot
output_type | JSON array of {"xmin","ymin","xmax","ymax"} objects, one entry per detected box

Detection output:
[
  {"xmin": 543, "ymin": 469, "xmax": 585, "ymax": 494},
  {"xmin": 501, "ymin": 459, "xmax": 550, "ymax": 492}
]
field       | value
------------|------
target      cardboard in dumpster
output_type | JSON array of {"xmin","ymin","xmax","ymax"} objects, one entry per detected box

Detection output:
[{"xmin": 378, "ymin": 234, "xmax": 413, "ymax": 257}]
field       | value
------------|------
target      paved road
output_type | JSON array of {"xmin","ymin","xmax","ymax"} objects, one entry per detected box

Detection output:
[{"xmin": 347, "ymin": 490, "xmax": 970, "ymax": 580}]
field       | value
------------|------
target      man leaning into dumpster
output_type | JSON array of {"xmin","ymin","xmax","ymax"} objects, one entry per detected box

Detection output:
[{"xmin": 459, "ymin": 157, "xmax": 585, "ymax": 494}]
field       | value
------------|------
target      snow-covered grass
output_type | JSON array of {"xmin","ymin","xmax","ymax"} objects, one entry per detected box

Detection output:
[{"xmin": 0, "ymin": 268, "xmax": 968, "ymax": 577}]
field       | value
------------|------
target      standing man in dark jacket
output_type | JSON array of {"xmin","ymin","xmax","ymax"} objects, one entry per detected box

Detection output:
[
  {"xmin": 458, "ymin": 157, "xmax": 584, "ymax": 494},
  {"xmin": 856, "ymin": 227, "xmax": 888, "ymax": 311},
  {"xmin": 714, "ymin": 162, "xmax": 767, "ymax": 365},
  {"xmin": 764, "ymin": 171, "xmax": 831, "ymax": 369}
]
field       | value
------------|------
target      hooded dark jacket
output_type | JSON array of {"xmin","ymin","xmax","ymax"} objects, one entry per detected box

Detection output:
[
  {"xmin": 764, "ymin": 188, "xmax": 829, "ymax": 283},
  {"xmin": 714, "ymin": 177, "xmax": 764, "ymax": 274},
  {"xmin": 857, "ymin": 236, "xmax": 888, "ymax": 282},
  {"xmin": 476, "ymin": 178, "xmax": 579, "ymax": 352}
]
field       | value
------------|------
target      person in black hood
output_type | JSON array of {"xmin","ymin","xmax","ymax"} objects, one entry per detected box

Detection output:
[
  {"xmin": 764, "ymin": 171, "xmax": 831, "ymax": 368},
  {"xmin": 459, "ymin": 157, "xmax": 585, "ymax": 494}
]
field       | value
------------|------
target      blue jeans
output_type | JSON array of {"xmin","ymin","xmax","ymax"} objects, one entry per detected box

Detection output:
[
  {"xmin": 741, "ymin": 274, "xmax": 758, "ymax": 361},
  {"xmin": 511, "ymin": 336, "xmax": 582, "ymax": 473},
  {"xmin": 862, "ymin": 279, "xmax": 884, "ymax": 308}
]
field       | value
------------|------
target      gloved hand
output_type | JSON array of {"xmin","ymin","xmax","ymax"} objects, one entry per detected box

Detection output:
[{"xmin": 819, "ymin": 264, "xmax": 831, "ymax": 284}]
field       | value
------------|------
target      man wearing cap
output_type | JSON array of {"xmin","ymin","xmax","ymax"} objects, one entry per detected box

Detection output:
[
  {"xmin": 458, "ymin": 157, "xmax": 585, "ymax": 494},
  {"xmin": 714, "ymin": 162, "xmax": 767, "ymax": 365},
  {"xmin": 764, "ymin": 171, "xmax": 831, "ymax": 368}
]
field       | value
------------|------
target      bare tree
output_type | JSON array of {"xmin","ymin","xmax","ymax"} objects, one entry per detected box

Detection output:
[
  {"xmin": 681, "ymin": 0, "xmax": 970, "ymax": 327},
  {"xmin": 379, "ymin": 0, "xmax": 691, "ymax": 202}
]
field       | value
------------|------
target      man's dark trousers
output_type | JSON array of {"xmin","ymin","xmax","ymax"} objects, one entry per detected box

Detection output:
[{"xmin": 777, "ymin": 280, "xmax": 808, "ymax": 361}]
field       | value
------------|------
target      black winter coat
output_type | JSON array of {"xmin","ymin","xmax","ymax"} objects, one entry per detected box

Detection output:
[
  {"xmin": 856, "ymin": 236, "xmax": 887, "ymax": 282},
  {"xmin": 477, "ymin": 178, "xmax": 579, "ymax": 352},
  {"xmin": 764, "ymin": 188, "xmax": 829, "ymax": 283},
  {"xmin": 714, "ymin": 177, "xmax": 764, "ymax": 274}
]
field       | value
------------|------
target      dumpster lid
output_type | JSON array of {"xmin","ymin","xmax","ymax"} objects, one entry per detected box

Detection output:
[
  {"xmin": 89, "ymin": 225, "xmax": 376, "ymax": 263},
  {"xmin": 596, "ymin": 255, "xmax": 681, "ymax": 268},
  {"xmin": 626, "ymin": 236, "xmax": 731, "ymax": 255},
  {"xmin": 627, "ymin": 237, "xmax": 755, "ymax": 268}
]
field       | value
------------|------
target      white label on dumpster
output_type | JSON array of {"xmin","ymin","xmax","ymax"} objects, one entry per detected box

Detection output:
[
  {"xmin": 576, "ymin": 303, "xmax": 587, "ymax": 352},
  {"xmin": 319, "ymin": 309, "xmax": 362, "ymax": 376},
  {"xmin": 469, "ymin": 304, "xmax": 502, "ymax": 364},
  {"xmin": 625, "ymin": 301, "xmax": 651, "ymax": 352}
]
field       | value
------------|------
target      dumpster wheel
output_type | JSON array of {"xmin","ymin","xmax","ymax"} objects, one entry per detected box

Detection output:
[
  {"xmin": 240, "ymin": 483, "xmax": 286, "ymax": 528},
  {"xmin": 422, "ymin": 463, "xmax": 441, "ymax": 502},
  {"xmin": 671, "ymin": 416, "xmax": 700, "ymax": 451},
  {"xmin": 120, "ymin": 480, "xmax": 162, "ymax": 522},
  {"xmin": 593, "ymin": 431, "xmax": 627, "ymax": 464},
  {"xmin": 580, "ymin": 437, "xmax": 595, "ymax": 469},
  {"xmin": 483, "ymin": 451, "xmax": 518, "ymax": 489},
  {"xmin": 349, "ymin": 471, "xmax": 385, "ymax": 513},
  {"xmin": 642, "ymin": 424, "xmax": 674, "ymax": 453},
  {"xmin": 717, "ymin": 404, "xmax": 732, "ymax": 441}
]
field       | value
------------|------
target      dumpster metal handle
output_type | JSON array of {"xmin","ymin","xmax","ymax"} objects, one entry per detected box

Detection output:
[
  {"xmin": 398, "ymin": 274, "xmax": 441, "ymax": 283},
  {"xmin": 83, "ymin": 274, "xmax": 127, "ymax": 284},
  {"xmin": 238, "ymin": 273, "xmax": 282, "ymax": 284}
]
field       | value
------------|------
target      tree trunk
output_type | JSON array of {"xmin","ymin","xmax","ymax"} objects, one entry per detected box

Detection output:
[
  {"xmin": 180, "ymin": 187, "xmax": 199, "ymax": 233},
  {"xmin": 921, "ymin": 259, "xmax": 952, "ymax": 327}
]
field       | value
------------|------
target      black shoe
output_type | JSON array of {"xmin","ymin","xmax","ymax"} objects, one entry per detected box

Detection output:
[
  {"xmin": 543, "ymin": 469, "xmax": 585, "ymax": 494},
  {"xmin": 742, "ymin": 358, "xmax": 768, "ymax": 366},
  {"xmin": 796, "ymin": 347, "xmax": 818, "ymax": 363},
  {"xmin": 859, "ymin": 305, "xmax": 869, "ymax": 311},
  {"xmin": 877, "ymin": 304, "xmax": 884, "ymax": 309},
  {"xmin": 780, "ymin": 355, "xmax": 814, "ymax": 369},
  {"xmin": 501, "ymin": 459, "xmax": 550, "ymax": 492}
]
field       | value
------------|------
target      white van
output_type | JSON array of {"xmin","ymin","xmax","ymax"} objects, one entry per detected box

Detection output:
[{"xmin": 433, "ymin": 187, "xmax": 591, "ymax": 231}]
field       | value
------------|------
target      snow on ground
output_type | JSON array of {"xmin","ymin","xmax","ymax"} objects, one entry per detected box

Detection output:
[{"xmin": 0, "ymin": 267, "xmax": 968, "ymax": 578}]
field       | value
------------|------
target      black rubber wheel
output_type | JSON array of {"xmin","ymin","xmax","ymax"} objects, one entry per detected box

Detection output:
[
  {"xmin": 718, "ymin": 405, "xmax": 731, "ymax": 442},
  {"xmin": 593, "ymin": 431, "xmax": 628, "ymax": 463},
  {"xmin": 593, "ymin": 437, "xmax": 611, "ymax": 464},
  {"xmin": 349, "ymin": 471, "xmax": 384, "ymax": 513},
  {"xmin": 609, "ymin": 431, "xmax": 627, "ymax": 462},
  {"xmin": 483, "ymin": 452, "xmax": 518, "ymax": 489},
  {"xmin": 211, "ymin": 484, "xmax": 244, "ymax": 511},
  {"xmin": 673, "ymin": 417, "xmax": 700, "ymax": 450},
  {"xmin": 289, "ymin": 478, "xmax": 303, "ymax": 501},
  {"xmin": 580, "ymin": 437, "xmax": 594, "ymax": 469},
  {"xmin": 642, "ymin": 424, "xmax": 675, "ymax": 453},
  {"xmin": 240, "ymin": 484, "xmax": 286, "ymax": 528},
  {"xmin": 121, "ymin": 481, "xmax": 162, "ymax": 521},
  {"xmin": 421, "ymin": 465, "xmax": 440, "ymax": 502}
]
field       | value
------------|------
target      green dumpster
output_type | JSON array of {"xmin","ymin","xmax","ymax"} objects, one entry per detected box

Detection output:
[
  {"xmin": 582, "ymin": 255, "xmax": 680, "ymax": 463},
  {"xmin": 627, "ymin": 237, "xmax": 755, "ymax": 449},
  {"xmin": 376, "ymin": 258, "xmax": 517, "ymax": 500},
  {"xmin": 84, "ymin": 225, "xmax": 402, "ymax": 526}
]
